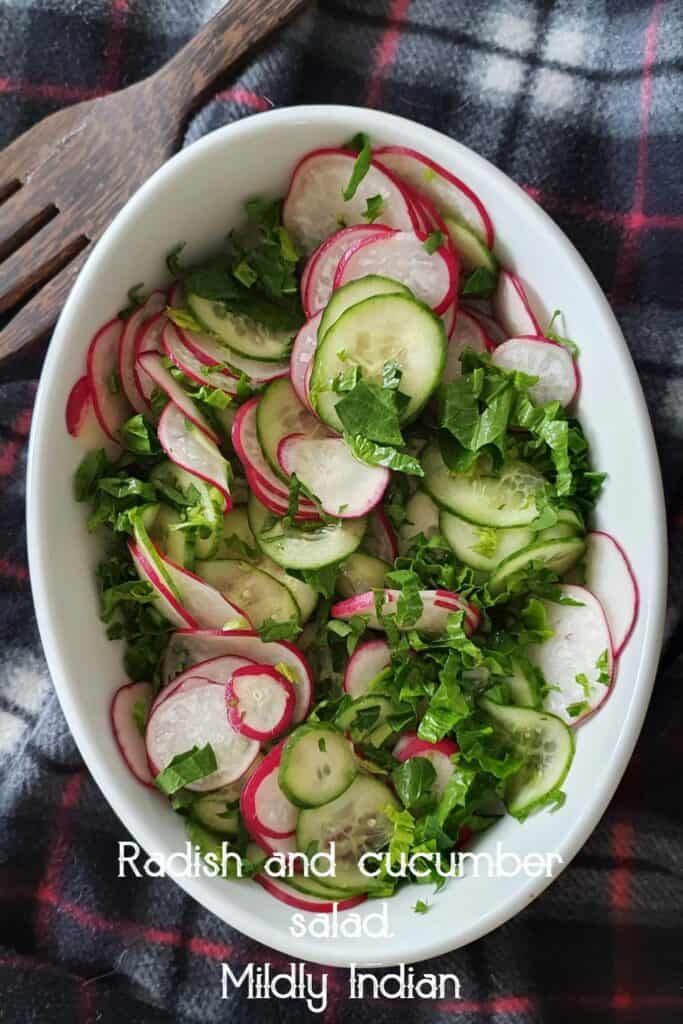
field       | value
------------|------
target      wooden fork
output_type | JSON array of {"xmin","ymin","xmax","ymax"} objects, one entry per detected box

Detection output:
[{"xmin": 0, "ymin": 0, "xmax": 308, "ymax": 368}]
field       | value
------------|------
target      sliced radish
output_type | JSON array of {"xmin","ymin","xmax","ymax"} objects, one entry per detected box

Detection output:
[
  {"xmin": 394, "ymin": 733, "xmax": 459, "ymax": 797},
  {"xmin": 443, "ymin": 308, "xmax": 493, "ymax": 384},
  {"xmin": 226, "ymin": 664, "xmax": 295, "ymax": 741},
  {"xmin": 167, "ymin": 281, "xmax": 184, "ymax": 306},
  {"xmin": 283, "ymin": 147, "xmax": 417, "ymax": 255},
  {"xmin": 277, "ymin": 434, "xmax": 389, "ymax": 518},
  {"xmin": 250, "ymin": 830, "xmax": 298, "ymax": 858},
  {"xmin": 491, "ymin": 336, "xmax": 578, "ymax": 407},
  {"xmin": 86, "ymin": 318, "xmax": 129, "ymax": 443},
  {"xmin": 493, "ymin": 270, "xmax": 541, "ymax": 338},
  {"xmin": 463, "ymin": 307, "xmax": 504, "ymax": 346},
  {"xmin": 364, "ymin": 509, "xmax": 398, "ymax": 563},
  {"xmin": 344, "ymin": 638, "xmax": 391, "ymax": 697},
  {"xmin": 135, "ymin": 312, "xmax": 168, "ymax": 405},
  {"xmin": 253, "ymin": 872, "xmax": 366, "ymax": 912},
  {"xmin": 441, "ymin": 301, "xmax": 457, "ymax": 340},
  {"xmin": 302, "ymin": 224, "xmax": 393, "ymax": 317},
  {"xmin": 163, "ymin": 629, "xmax": 314, "ymax": 723},
  {"xmin": 151, "ymin": 655, "xmax": 255, "ymax": 716},
  {"xmin": 129, "ymin": 540, "xmax": 196, "ymax": 628},
  {"xmin": 145, "ymin": 677, "xmax": 259, "ymax": 790},
  {"xmin": 177, "ymin": 326, "xmax": 288, "ymax": 385},
  {"xmin": 157, "ymin": 401, "xmax": 232, "ymax": 509},
  {"xmin": 334, "ymin": 229, "xmax": 456, "ymax": 315},
  {"xmin": 374, "ymin": 146, "xmax": 494, "ymax": 247},
  {"xmin": 162, "ymin": 322, "xmax": 238, "ymax": 394},
  {"xmin": 583, "ymin": 532, "xmax": 638, "ymax": 657},
  {"xmin": 529, "ymin": 584, "xmax": 614, "ymax": 725},
  {"xmin": 118, "ymin": 290, "xmax": 167, "ymax": 412},
  {"xmin": 161, "ymin": 553, "xmax": 250, "ymax": 630},
  {"xmin": 66, "ymin": 376, "xmax": 92, "ymax": 437},
  {"xmin": 111, "ymin": 680, "xmax": 155, "ymax": 787},
  {"xmin": 137, "ymin": 352, "xmax": 219, "ymax": 441},
  {"xmin": 331, "ymin": 589, "xmax": 478, "ymax": 635},
  {"xmin": 290, "ymin": 312, "xmax": 322, "ymax": 412},
  {"xmin": 241, "ymin": 742, "xmax": 298, "ymax": 838}
]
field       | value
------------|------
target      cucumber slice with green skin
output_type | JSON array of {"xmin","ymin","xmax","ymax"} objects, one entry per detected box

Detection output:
[
  {"xmin": 440, "ymin": 510, "xmax": 534, "ymax": 573},
  {"xmin": 311, "ymin": 294, "xmax": 446, "ymax": 433},
  {"xmin": 296, "ymin": 775, "xmax": 399, "ymax": 892},
  {"xmin": 444, "ymin": 216, "xmax": 498, "ymax": 276},
  {"xmin": 186, "ymin": 293, "xmax": 294, "ymax": 362},
  {"xmin": 538, "ymin": 522, "xmax": 581, "ymax": 542},
  {"xmin": 149, "ymin": 460, "xmax": 223, "ymax": 560},
  {"xmin": 422, "ymin": 444, "xmax": 545, "ymax": 528},
  {"xmin": 190, "ymin": 792, "xmax": 240, "ymax": 836},
  {"xmin": 399, "ymin": 491, "xmax": 440, "ymax": 552},
  {"xmin": 336, "ymin": 694, "xmax": 395, "ymax": 747},
  {"xmin": 318, "ymin": 274, "xmax": 411, "ymax": 340},
  {"xmin": 336, "ymin": 551, "xmax": 390, "ymax": 599},
  {"xmin": 279, "ymin": 723, "xmax": 357, "ymax": 808},
  {"xmin": 286, "ymin": 874, "xmax": 365, "ymax": 900},
  {"xmin": 132, "ymin": 507, "xmax": 181, "ymax": 600},
  {"xmin": 195, "ymin": 559, "xmax": 300, "ymax": 629},
  {"xmin": 212, "ymin": 507, "xmax": 258, "ymax": 560},
  {"xmin": 480, "ymin": 698, "xmax": 574, "ymax": 817},
  {"xmin": 489, "ymin": 536, "xmax": 586, "ymax": 594},
  {"xmin": 505, "ymin": 660, "xmax": 543, "ymax": 709},
  {"xmin": 257, "ymin": 378, "xmax": 327, "ymax": 482},
  {"xmin": 248, "ymin": 492, "xmax": 366, "ymax": 571},
  {"xmin": 255, "ymin": 555, "xmax": 318, "ymax": 623},
  {"xmin": 150, "ymin": 504, "xmax": 197, "ymax": 571}
]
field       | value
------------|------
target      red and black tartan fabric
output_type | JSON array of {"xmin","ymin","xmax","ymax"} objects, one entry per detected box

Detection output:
[{"xmin": 1, "ymin": 1, "xmax": 682, "ymax": 1021}]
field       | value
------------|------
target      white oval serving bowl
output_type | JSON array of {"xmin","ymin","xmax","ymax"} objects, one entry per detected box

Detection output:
[{"xmin": 27, "ymin": 105, "xmax": 667, "ymax": 967}]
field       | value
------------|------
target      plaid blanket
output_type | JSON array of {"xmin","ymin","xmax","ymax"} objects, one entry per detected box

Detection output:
[{"xmin": 1, "ymin": 1, "xmax": 682, "ymax": 1020}]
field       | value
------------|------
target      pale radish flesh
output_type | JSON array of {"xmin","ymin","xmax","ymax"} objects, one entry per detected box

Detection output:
[
  {"xmin": 331, "ymin": 589, "xmax": 478, "ymax": 634},
  {"xmin": 463, "ymin": 306, "xmax": 506, "ymax": 345},
  {"xmin": 491, "ymin": 337, "xmax": 578, "ymax": 407},
  {"xmin": 157, "ymin": 401, "xmax": 232, "ymax": 509},
  {"xmin": 394, "ymin": 734, "xmax": 459, "ymax": 797},
  {"xmin": 277, "ymin": 434, "xmax": 390, "ymax": 518},
  {"xmin": 162, "ymin": 322, "xmax": 238, "ymax": 394},
  {"xmin": 177, "ymin": 326, "xmax": 289, "ymax": 384},
  {"xmin": 118, "ymin": 290, "xmax": 166, "ymax": 412},
  {"xmin": 344, "ymin": 638, "xmax": 391, "ymax": 697},
  {"xmin": 163, "ymin": 629, "xmax": 314, "ymax": 724},
  {"xmin": 241, "ymin": 742, "xmax": 298, "ymax": 837},
  {"xmin": 443, "ymin": 308, "xmax": 492, "ymax": 384},
  {"xmin": 137, "ymin": 352, "xmax": 219, "ymax": 441},
  {"xmin": 145, "ymin": 678, "xmax": 259, "ymax": 791},
  {"xmin": 129, "ymin": 540, "xmax": 196, "ymax": 628},
  {"xmin": 528, "ymin": 584, "xmax": 614, "ymax": 725},
  {"xmin": 303, "ymin": 224, "xmax": 392, "ymax": 317},
  {"xmin": 363, "ymin": 509, "xmax": 398, "ymax": 563},
  {"xmin": 111, "ymin": 680, "xmax": 154, "ymax": 787},
  {"xmin": 86, "ymin": 318, "xmax": 129, "ymax": 443},
  {"xmin": 134, "ymin": 312, "xmax": 168, "ymax": 404},
  {"xmin": 160, "ymin": 554, "xmax": 251, "ymax": 630},
  {"xmin": 493, "ymin": 270, "xmax": 541, "ymax": 337},
  {"xmin": 290, "ymin": 312, "xmax": 322, "ymax": 412},
  {"xmin": 226, "ymin": 664, "xmax": 296, "ymax": 741},
  {"xmin": 283, "ymin": 148, "xmax": 417, "ymax": 255},
  {"xmin": 374, "ymin": 146, "xmax": 494, "ymax": 246},
  {"xmin": 583, "ymin": 531, "xmax": 638, "ymax": 656},
  {"xmin": 335, "ymin": 230, "xmax": 457, "ymax": 315},
  {"xmin": 151, "ymin": 655, "xmax": 255, "ymax": 716}
]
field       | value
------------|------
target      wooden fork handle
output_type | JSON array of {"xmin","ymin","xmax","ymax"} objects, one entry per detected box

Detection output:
[{"xmin": 155, "ymin": 0, "xmax": 309, "ymax": 118}]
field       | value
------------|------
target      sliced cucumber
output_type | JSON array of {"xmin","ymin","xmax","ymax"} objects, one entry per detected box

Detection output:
[
  {"xmin": 256, "ymin": 378, "xmax": 324, "ymax": 481},
  {"xmin": 256, "ymin": 555, "xmax": 318, "ymax": 622},
  {"xmin": 487, "ymin": 659, "xmax": 542, "ymax": 709},
  {"xmin": 211, "ymin": 403, "xmax": 237, "ymax": 445},
  {"xmin": 213, "ymin": 507, "xmax": 257, "ymax": 559},
  {"xmin": 440, "ymin": 510, "xmax": 534, "ymax": 573},
  {"xmin": 132, "ymin": 506, "xmax": 181, "ymax": 599},
  {"xmin": 190, "ymin": 791, "xmax": 240, "ymax": 836},
  {"xmin": 444, "ymin": 216, "xmax": 498, "ymax": 275},
  {"xmin": 150, "ymin": 460, "xmax": 223, "ymax": 559},
  {"xmin": 318, "ymin": 274, "xmax": 411, "ymax": 340},
  {"xmin": 489, "ymin": 536, "xmax": 586, "ymax": 594},
  {"xmin": 187, "ymin": 293, "xmax": 293, "ymax": 362},
  {"xmin": 336, "ymin": 552, "xmax": 390, "ymax": 599},
  {"xmin": 311, "ymin": 294, "xmax": 446, "ymax": 432},
  {"xmin": 296, "ymin": 775, "xmax": 399, "ymax": 892},
  {"xmin": 248, "ymin": 493, "xmax": 366, "ymax": 570},
  {"xmin": 336, "ymin": 694, "xmax": 395, "ymax": 747},
  {"xmin": 196, "ymin": 558, "xmax": 299, "ymax": 628},
  {"xmin": 279, "ymin": 723, "xmax": 357, "ymax": 808},
  {"xmin": 422, "ymin": 445, "xmax": 545, "ymax": 528},
  {"xmin": 398, "ymin": 491, "xmax": 440, "ymax": 552},
  {"xmin": 149, "ymin": 504, "xmax": 197, "ymax": 570},
  {"xmin": 287, "ymin": 874, "xmax": 365, "ymax": 900},
  {"xmin": 480, "ymin": 698, "xmax": 574, "ymax": 817}
]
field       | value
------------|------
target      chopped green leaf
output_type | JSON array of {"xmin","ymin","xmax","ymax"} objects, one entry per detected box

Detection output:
[
  {"xmin": 342, "ymin": 132, "xmax": 372, "ymax": 201},
  {"xmin": 363, "ymin": 194, "xmax": 384, "ymax": 223},
  {"xmin": 345, "ymin": 434, "xmax": 424, "ymax": 476},
  {"xmin": 461, "ymin": 266, "xmax": 498, "ymax": 298},
  {"xmin": 413, "ymin": 899, "xmax": 431, "ymax": 914},
  {"xmin": 336, "ymin": 378, "xmax": 405, "ymax": 446},
  {"xmin": 423, "ymin": 230, "xmax": 443, "ymax": 255},
  {"xmin": 155, "ymin": 743, "xmax": 217, "ymax": 795},
  {"xmin": 258, "ymin": 616, "xmax": 301, "ymax": 642}
]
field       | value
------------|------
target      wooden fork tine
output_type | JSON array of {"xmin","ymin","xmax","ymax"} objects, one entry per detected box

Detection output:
[
  {"xmin": 0, "ymin": 187, "xmax": 58, "ymax": 261},
  {"xmin": 0, "ymin": 245, "xmax": 90, "ymax": 363},
  {"xmin": 0, "ymin": 216, "xmax": 89, "ymax": 314}
]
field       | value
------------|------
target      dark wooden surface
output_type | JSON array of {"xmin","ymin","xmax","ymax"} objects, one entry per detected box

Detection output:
[{"xmin": 0, "ymin": 0, "xmax": 308, "ymax": 366}]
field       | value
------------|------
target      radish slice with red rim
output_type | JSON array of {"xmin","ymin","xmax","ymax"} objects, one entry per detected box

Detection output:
[
  {"xmin": 226, "ymin": 664, "xmax": 296, "ymax": 741},
  {"xmin": 241, "ymin": 742, "xmax": 298, "ymax": 837},
  {"xmin": 158, "ymin": 401, "xmax": 232, "ymax": 510},
  {"xmin": 162, "ymin": 322, "xmax": 238, "ymax": 394},
  {"xmin": 66, "ymin": 376, "xmax": 92, "ymax": 437},
  {"xmin": 493, "ymin": 269, "xmax": 542, "ymax": 338},
  {"xmin": 253, "ymin": 872, "xmax": 366, "ymax": 912},
  {"xmin": 145, "ymin": 676, "xmax": 260, "ymax": 790},
  {"xmin": 137, "ymin": 351, "xmax": 220, "ymax": 441},
  {"xmin": 302, "ymin": 224, "xmax": 393, "ymax": 317},
  {"xmin": 491, "ymin": 336, "xmax": 579, "ymax": 407},
  {"xmin": 529, "ymin": 584, "xmax": 614, "ymax": 725},
  {"xmin": 283, "ymin": 147, "xmax": 418, "ymax": 255},
  {"xmin": 151, "ymin": 654, "xmax": 255, "ymax": 716},
  {"xmin": 462, "ymin": 307, "xmax": 504, "ymax": 346},
  {"xmin": 374, "ymin": 146, "xmax": 494, "ymax": 247},
  {"xmin": 176, "ymin": 326, "xmax": 289, "ymax": 385},
  {"xmin": 163, "ymin": 629, "xmax": 314, "ymax": 724},
  {"xmin": 443, "ymin": 308, "xmax": 493, "ymax": 383},
  {"xmin": 277, "ymin": 434, "xmax": 390, "ymax": 518},
  {"xmin": 290, "ymin": 312, "xmax": 322, "ymax": 412},
  {"xmin": 331, "ymin": 589, "xmax": 478, "ymax": 634},
  {"xmin": 118, "ymin": 290, "xmax": 167, "ymax": 412},
  {"xmin": 111, "ymin": 680, "xmax": 155, "ymax": 787},
  {"xmin": 441, "ymin": 301, "xmax": 457, "ymax": 340},
  {"xmin": 134, "ymin": 312, "xmax": 168, "ymax": 404},
  {"xmin": 344, "ymin": 638, "xmax": 391, "ymax": 697},
  {"xmin": 583, "ymin": 532, "xmax": 638, "ymax": 657},
  {"xmin": 129, "ymin": 540, "xmax": 196, "ymax": 628},
  {"xmin": 160, "ymin": 553, "xmax": 251, "ymax": 630},
  {"xmin": 86, "ymin": 318, "xmax": 129, "ymax": 443},
  {"xmin": 334, "ymin": 229, "xmax": 457, "ymax": 315},
  {"xmin": 393, "ymin": 734, "xmax": 459, "ymax": 797},
  {"xmin": 363, "ymin": 509, "xmax": 398, "ymax": 563}
]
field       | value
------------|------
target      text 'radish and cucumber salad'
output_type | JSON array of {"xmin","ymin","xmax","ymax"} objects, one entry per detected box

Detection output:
[{"xmin": 67, "ymin": 135, "xmax": 638, "ymax": 915}]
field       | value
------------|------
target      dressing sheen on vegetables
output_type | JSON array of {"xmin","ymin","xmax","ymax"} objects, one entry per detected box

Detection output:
[{"xmin": 68, "ymin": 136, "xmax": 638, "ymax": 915}]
